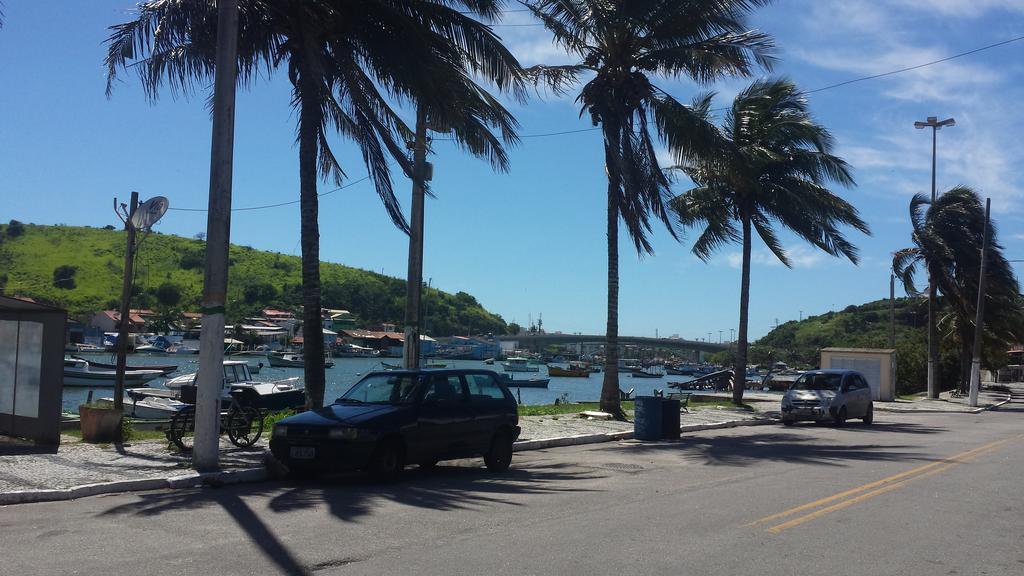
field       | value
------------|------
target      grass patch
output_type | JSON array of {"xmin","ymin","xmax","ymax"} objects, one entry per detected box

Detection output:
[
  {"xmin": 519, "ymin": 401, "xmax": 635, "ymax": 417},
  {"xmin": 896, "ymin": 393, "xmax": 924, "ymax": 401}
]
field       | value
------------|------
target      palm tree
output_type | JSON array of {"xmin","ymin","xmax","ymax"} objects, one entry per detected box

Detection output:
[
  {"xmin": 671, "ymin": 79, "xmax": 868, "ymax": 403},
  {"xmin": 105, "ymin": 0, "xmax": 524, "ymax": 408},
  {"xmin": 526, "ymin": 0, "xmax": 774, "ymax": 417},
  {"xmin": 893, "ymin": 187, "xmax": 1023, "ymax": 393}
]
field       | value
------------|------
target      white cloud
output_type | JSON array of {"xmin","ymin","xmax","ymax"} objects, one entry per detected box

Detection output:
[{"xmin": 724, "ymin": 244, "xmax": 828, "ymax": 269}]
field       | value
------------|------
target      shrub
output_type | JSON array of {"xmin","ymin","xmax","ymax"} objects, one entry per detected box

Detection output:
[
  {"xmin": 6, "ymin": 220, "xmax": 25, "ymax": 238},
  {"xmin": 53, "ymin": 265, "xmax": 78, "ymax": 289}
]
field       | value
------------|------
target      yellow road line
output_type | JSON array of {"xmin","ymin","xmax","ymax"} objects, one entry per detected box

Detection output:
[
  {"xmin": 765, "ymin": 440, "xmax": 1010, "ymax": 534},
  {"xmin": 744, "ymin": 437, "xmax": 1013, "ymax": 529}
]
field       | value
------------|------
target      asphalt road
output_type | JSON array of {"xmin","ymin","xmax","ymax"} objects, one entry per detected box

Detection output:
[{"xmin": 3, "ymin": 403, "xmax": 1023, "ymax": 576}]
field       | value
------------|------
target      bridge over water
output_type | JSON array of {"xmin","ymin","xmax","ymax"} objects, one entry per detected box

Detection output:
[{"xmin": 496, "ymin": 333, "xmax": 728, "ymax": 358}]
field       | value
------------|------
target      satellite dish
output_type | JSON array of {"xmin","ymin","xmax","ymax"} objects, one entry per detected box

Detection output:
[{"xmin": 131, "ymin": 196, "xmax": 169, "ymax": 230}]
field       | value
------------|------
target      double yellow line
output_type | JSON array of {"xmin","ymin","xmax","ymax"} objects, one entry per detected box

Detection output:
[{"xmin": 746, "ymin": 436, "xmax": 1019, "ymax": 534}]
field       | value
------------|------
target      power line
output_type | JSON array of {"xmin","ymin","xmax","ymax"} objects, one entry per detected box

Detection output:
[{"xmin": 167, "ymin": 174, "xmax": 372, "ymax": 212}]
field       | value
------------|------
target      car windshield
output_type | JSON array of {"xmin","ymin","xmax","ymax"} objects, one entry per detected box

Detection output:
[
  {"xmin": 791, "ymin": 373, "xmax": 842, "ymax": 391},
  {"xmin": 338, "ymin": 374, "xmax": 421, "ymax": 404}
]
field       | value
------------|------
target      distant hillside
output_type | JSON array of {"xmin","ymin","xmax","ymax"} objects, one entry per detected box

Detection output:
[
  {"xmin": 0, "ymin": 222, "xmax": 508, "ymax": 336},
  {"xmin": 753, "ymin": 298, "xmax": 930, "ymax": 393}
]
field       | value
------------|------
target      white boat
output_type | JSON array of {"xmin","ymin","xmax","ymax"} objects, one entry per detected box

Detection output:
[
  {"xmin": 334, "ymin": 343, "xmax": 379, "ymax": 358},
  {"xmin": 98, "ymin": 393, "xmax": 188, "ymax": 419},
  {"xmin": 63, "ymin": 357, "xmax": 164, "ymax": 387},
  {"xmin": 502, "ymin": 357, "xmax": 540, "ymax": 373},
  {"xmin": 267, "ymin": 351, "xmax": 335, "ymax": 368}
]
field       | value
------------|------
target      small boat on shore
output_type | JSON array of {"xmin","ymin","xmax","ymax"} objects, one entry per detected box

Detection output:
[
  {"xmin": 499, "ymin": 374, "xmax": 549, "ymax": 388},
  {"xmin": 158, "ymin": 360, "xmax": 306, "ymax": 411},
  {"xmin": 63, "ymin": 358, "xmax": 164, "ymax": 387}
]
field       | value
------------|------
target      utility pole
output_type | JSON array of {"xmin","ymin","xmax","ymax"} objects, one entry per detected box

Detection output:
[
  {"xmin": 403, "ymin": 107, "xmax": 428, "ymax": 369},
  {"xmin": 889, "ymin": 273, "xmax": 896, "ymax": 348},
  {"xmin": 113, "ymin": 192, "xmax": 139, "ymax": 413},
  {"xmin": 969, "ymin": 198, "xmax": 991, "ymax": 407},
  {"xmin": 193, "ymin": 0, "xmax": 239, "ymax": 472},
  {"xmin": 915, "ymin": 116, "xmax": 955, "ymax": 399}
]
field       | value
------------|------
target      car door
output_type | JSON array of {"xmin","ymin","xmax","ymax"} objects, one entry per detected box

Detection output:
[
  {"xmin": 856, "ymin": 374, "xmax": 872, "ymax": 416},
  {"xmin": 844, "ymin": 374, "xmax": 865, "ymax": 417},
  {"xmin": 465, "ymin": 373, "xmax": 509, "ymax": 452},
  {"xmin": 416, "ymin": 374, "xmax": 475, "ymax": 460}
]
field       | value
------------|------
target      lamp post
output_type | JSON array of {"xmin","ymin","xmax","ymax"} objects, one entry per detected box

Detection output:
[{"xmin": 914, "ymin": 116, "xmax": 955, "ymax": 399}]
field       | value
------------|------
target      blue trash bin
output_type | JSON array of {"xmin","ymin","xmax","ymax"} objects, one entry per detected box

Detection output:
[{"xmin": 634, "ymin": 396, "xmax": 663, "ymax": 441}]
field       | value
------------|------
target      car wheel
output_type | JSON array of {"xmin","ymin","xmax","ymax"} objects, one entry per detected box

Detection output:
[
  {"xmin": 782, "ymin": 418, "xmax": 795, "ymax": 426},
  {"xmin": 484, "ymin": 431, "xmax": 514, "ymax": 472},
  {"xmin": 367, "ymin": 440, "xmax": 404, "ymax": 482},
  {"xmin": 419, "ymin": 459, "xmax": 439, "ymax": 471},
  {"xmin": 834, "ymin": 406, "xmax": 848, "ymax": 427},
  {"xmin": 863, "ymin": 402, "xmax": 874, "ymax": 425}
]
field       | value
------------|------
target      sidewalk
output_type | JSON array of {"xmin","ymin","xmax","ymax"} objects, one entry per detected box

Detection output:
[
  {"xmin": 0, "ymin": 388, "xmax": 1010, "ymax": 505},
  {"xmin": 873, "ymin": 383, "xmax": 1013, "ymax": 413}
]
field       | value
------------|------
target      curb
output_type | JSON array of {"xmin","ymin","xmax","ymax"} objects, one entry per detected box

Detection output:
[
  {"xmin": 513, "ymin": 417, "xmax": 777, "ymax": 452},
  {"xmin": 0, "ymin": 467, "xmax": 270, "ymax": 506}
]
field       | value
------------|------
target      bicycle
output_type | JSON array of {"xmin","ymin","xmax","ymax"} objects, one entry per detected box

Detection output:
[{"xmin": 166, "ymin": 385, "xmax": 264, "ymax": 451}]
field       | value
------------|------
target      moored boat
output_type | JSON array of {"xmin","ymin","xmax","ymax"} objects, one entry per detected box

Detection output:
[
  {"xmin": 267, "ymin": 351, "xmax": 335, "ymax": 368},
  {"xmin": 499, "ymin": 374, "xmax": 549, "ymax": 388},
  {"xmin": 502, "ymin": 357, "xmax": 540, "ymax": 372},
  {"xmin": 159, "ymin": 360, "xmax": 306, "ymax": 410},
  {"xmin": 548, "ymin": 361, "xmax": 591, "ymax": 378},
  {"xmin": 63, "ymin": 357, "xmax": 164, "ymax": 387}
]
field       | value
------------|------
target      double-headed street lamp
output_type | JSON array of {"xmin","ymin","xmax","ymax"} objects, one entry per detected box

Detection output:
[{"xmin": 914, "ymin": 116, "xmax": 955, "ymax": 399}]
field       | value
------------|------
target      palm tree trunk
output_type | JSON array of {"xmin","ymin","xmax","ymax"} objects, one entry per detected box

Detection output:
[
  {"xmin": 298, "ymin": 90, "xmax": 326, "ymax": 410},
  {"xmin": 601, "ymin": 175, "xmax": 622, "ymax": 418},
  {"xmin": 733, "ymin": 211, "xmax": 752, "ymax": 404}
]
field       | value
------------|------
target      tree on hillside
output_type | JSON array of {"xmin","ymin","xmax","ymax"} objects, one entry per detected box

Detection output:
[
  {"xmin": 106, "ymin": 0, "xmax": 524, "ymax": 409},
  {"xmin": 7, "ymin": 219, "xmax": 24, "ymax": 238},
  {"xmin": 671, "ymin": 79, "xmax": 869, "ymax": 403},
  {"xmin": 53, "ymin": 265, "xmax": 78, "ymax": 290},
  {"xmin": 155, "ymin": 282, "xmax": 183, "ymax": 307},
  {"xmin": 893, "ymin": 187, "xmax": 1023, "ymax": 393},
  {"xmin": 526, "ymin": 0, "xmax": 774, "ymax": 418}
]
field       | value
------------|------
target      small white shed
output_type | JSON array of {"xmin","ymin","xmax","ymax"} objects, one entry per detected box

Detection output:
[{"xmin": 820, "ymin": 348, "xmax": 896, "ymax": 401}]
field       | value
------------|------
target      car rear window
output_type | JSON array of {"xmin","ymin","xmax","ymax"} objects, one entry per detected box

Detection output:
[{"xmin": 466, "ymin": 374, "xmax": 506, "ymax": 400}]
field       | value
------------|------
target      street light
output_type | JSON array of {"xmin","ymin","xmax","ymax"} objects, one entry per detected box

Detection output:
[{"xmin": 915, "ymin": 115, "xmax": 955, "ymax": 399}]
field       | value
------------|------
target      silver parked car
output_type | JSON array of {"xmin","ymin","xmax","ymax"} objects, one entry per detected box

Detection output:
[{"xmin": 780, "ymin": 369, "xmax": 873, "ymax": 426}]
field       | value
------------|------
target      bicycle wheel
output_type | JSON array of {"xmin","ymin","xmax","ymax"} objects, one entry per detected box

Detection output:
[
  {"xmin": 227, "ymin": 406, "xmax": 263, "ymax": 447},
  {"xmin": 167, "ymin": 407, "xmax": 196, "ymax": 451}
]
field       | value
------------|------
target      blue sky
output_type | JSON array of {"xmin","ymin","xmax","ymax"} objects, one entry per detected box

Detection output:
[{"xmin": 3, "ymin": 1, "xmax": 1024, "ymax": 341}]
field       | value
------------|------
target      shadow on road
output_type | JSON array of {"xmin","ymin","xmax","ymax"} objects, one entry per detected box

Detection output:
[
  {"xmin": 604, "ymin": 431, "xmax": 931, "ymax": 468},
  {"xmin": 98, "ymin": 461, "xmax": 601, "ymax": 575}
]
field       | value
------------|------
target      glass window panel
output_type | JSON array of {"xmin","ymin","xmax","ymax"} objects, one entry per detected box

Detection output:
[
  {"xmin": 14, "ymin": 321, "xmax": 42, "ymax": 418},
  {"xmin": 0, "ymin": 320, "xmax": 16, "ymax": 415}
]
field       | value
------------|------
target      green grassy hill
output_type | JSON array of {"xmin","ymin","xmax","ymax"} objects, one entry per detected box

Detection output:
[
  {"xmin": 0, "ymin": 222, "xmax": 508, "ymax": 336},
  {"xmin": 752, "ymin": 298, "xmax": 930, "ymax": 393}
]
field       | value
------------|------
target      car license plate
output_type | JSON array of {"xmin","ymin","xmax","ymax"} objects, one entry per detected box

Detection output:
[{"xmin": 290, "ymin": 446, "xmax": 315, "ymax": 459}]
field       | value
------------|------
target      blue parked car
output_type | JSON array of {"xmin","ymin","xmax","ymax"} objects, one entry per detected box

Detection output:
[{"xmin": 269, "ymin": 369, "xmax": 520, "ymax": 480}]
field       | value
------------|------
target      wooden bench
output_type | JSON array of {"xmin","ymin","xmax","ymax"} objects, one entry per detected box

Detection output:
[{"xmin": 666, "ymin": 392, "xmax": 691, "ymax": 411}]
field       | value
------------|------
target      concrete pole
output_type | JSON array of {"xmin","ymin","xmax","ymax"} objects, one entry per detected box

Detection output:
[
  {"xmin": 969, "ymin": 198, "xmax": 991, "ymax": 408},
  {"xmin": 403, "ymin": 107, "xmax": 428, "ymax": 369},
  {"xmin": 113, "ymin": 191, "xmax": 139, "ymax": 412},
  {"xmin": 889, "ymin": 273, "xmax": 896, "ymax": 348},
  {"xmin": 926, "ymin": 125, "xmax": 939, "ymax": 399},
  {"xmin": 193, "ymin": 0, "xmax": 239, "ymax": 471}
]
